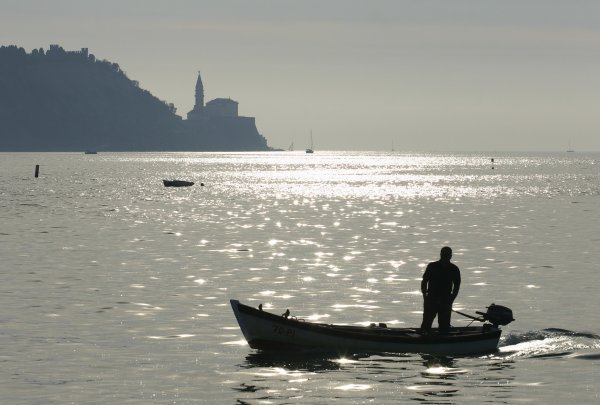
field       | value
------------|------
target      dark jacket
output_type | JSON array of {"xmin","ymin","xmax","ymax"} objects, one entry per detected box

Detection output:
[{"xmin": 421, "ymin": 260, "xmax": 461, "ymax": 301}]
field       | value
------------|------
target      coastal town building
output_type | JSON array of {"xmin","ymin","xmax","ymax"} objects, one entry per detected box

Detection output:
[
  {"xmin": 187, "ymin": 73, "xmax": 239, "ymax": 120},
  {"xmin": 183, "ymin": 72, "xmax": 267, "ymax": 149}
]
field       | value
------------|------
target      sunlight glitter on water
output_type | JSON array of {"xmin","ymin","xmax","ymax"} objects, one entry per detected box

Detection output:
[
  {"xmin": 222, "ymin": 339, "xmax": 248, "ymax": 346},
  {"xmin": 181, "ymin": 152, "xmax": 525, "ymax": 199},
  {"xmin": 305, "ymin": 313, "xmax": 331, "ymax": 321},
  {"xmin": 422, "ymin": 366, "xmax": 468, "ymax": 376},
  {"xmin": 334, "ymin": 384, "xmax": 372, "ymax": 391},
  {"xmin": 249, "ymin": 368, "xmax": 311, "ymax": 378},
  {"xmin": 2, "ymin": 151, "xmax": 600, "ymax": 404},
  {"xmin": 148, "ymin": 334, "xmax": 196, "ymax": 340}
]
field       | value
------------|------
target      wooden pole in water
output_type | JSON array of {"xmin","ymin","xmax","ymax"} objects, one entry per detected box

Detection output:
[
  {"xmin": 34, "ymin": 165, "xmax": 40, "ymax": 178},
  {"xmin": 491, "ymin": 158, "xmax": 494, "ymax": 170}
]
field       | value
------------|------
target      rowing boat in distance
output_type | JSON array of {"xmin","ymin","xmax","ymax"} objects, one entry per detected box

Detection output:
[
  {"xmin": 163, "ymin": 180, "xmax": 194, "ymax": 187},
  {"xmin": 230, "ymin": 299, "xmax": 514, "ymax": 356}
]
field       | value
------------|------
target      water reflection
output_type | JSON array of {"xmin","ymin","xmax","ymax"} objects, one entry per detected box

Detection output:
[
  {"xmin": 400, "ymin": 355, "xmax": 461, "ymax": 400},
  {"xmin": 421, "ymin": 354, "xmax": 455, "ymax": 368},
  {"xmin": 234, "ymin": 351, "xmax": 495, "ymax": 403},
  {"xmin": 241, "ymin": 351, "xmax": 344, "ymax": 372}
]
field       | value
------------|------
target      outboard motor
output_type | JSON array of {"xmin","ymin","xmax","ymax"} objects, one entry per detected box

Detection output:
[{"xmin": 477, "ymin": 304, "xmax": 515, "ymax": 327}]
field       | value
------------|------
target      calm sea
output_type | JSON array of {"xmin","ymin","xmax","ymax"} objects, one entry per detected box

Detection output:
[{"xmin": 1, "ymin": 151, "xmax": 599, "ymax": 404}]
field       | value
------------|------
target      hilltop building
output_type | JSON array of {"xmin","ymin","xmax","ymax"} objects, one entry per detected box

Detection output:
[
  {"xmin": 206, "ymin": 98, "xmax": 238, "ymax": 117},
  {"xmin": 186, "ymin": 73, "xmax": 240, "ymax": 119},
  {"xmin": 183, "ymin": 72, "xmax": 268, "ymax": 150}
]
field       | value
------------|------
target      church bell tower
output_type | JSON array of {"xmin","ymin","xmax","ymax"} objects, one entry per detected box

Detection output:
[
  {"xmin": 187, "ymin": 71, "xmax": 205, "ymax": 121},
  {"xmin": 194, "ymin": 71, "xmax": 204, "ymax": 110}
]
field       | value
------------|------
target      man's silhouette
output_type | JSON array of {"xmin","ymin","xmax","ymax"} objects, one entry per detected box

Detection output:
[{"xmin": 420, "ymin": 246, "xmax": 461, "ymax": 334}]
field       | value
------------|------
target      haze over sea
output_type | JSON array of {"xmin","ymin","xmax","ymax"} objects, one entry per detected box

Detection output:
[{"xmin": 1, "ymin": 151, "xmax": 599, "ymax": 404}]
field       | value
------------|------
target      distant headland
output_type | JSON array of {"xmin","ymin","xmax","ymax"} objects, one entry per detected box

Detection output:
[{"xmin": 0, "ymin": 45, "xmax": 273, "ymax": 151}]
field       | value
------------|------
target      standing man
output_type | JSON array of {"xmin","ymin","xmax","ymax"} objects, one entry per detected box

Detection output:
[{"xmin": 420, "ymin": 246, "xmax": 461, "ymax": 334}]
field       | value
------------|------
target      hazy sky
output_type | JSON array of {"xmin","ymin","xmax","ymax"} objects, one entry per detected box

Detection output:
[{"xmin": 2, "ymin": 0, "xmax": 599, "ymax": 151}]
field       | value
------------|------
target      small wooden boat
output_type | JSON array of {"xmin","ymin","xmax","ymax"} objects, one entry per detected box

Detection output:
[
  {"xmin": 230, "ymin": 300, "xmax": 514, "ymax": 356},
  {"xmin": 163, "ymin": 180, "xmax": 194, "ymax": 187}
]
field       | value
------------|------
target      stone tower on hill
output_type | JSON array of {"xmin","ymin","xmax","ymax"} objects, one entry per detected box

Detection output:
[
  {"xmin": 187, "ymin": 72, "xmax": 205, "ymax": 121},
  {"xmin": 187, "ymin": 72, "xmax": 241, "ymax": 120},
  {"xmin": 183, "ymin": 72, "xmax": 269, "ymax": 150}
]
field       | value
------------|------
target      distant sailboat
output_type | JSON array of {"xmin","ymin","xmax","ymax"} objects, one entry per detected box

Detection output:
[
  {"xmin": 567, "ymin": 140, "xmax": 575, "ymax": 153},
  {"xmin": 288, "ymin": 141, "xmax": 294, "ymax": 151},
  {"xmin": 306, "ymin": 131, "xmax": 314, "ymax": 154}
]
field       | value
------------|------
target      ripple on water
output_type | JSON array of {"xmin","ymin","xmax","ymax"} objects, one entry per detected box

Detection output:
[
  {"xmin": 2, "ymin": 152, "xmax": 600, "ymax": 403},
  {"xmin": 147, "ymin": 334, "xmax": 196, "ymax": 340}
]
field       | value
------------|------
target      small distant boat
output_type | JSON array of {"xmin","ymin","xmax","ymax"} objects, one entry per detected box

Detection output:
[
  {"xmin": 230, "ymin": 300, "xmax": 514, "ymax": 356},
  {"xmin": 84, "ymin": 151, "xmax": 97, "ymax": 154},
  {"xmin": 306, "ymin": 130, "xmax": 314, "ymax": 154},
  {"xmin": 163, "ymin": 180, "xmax": 194, "ymax": 187}
]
